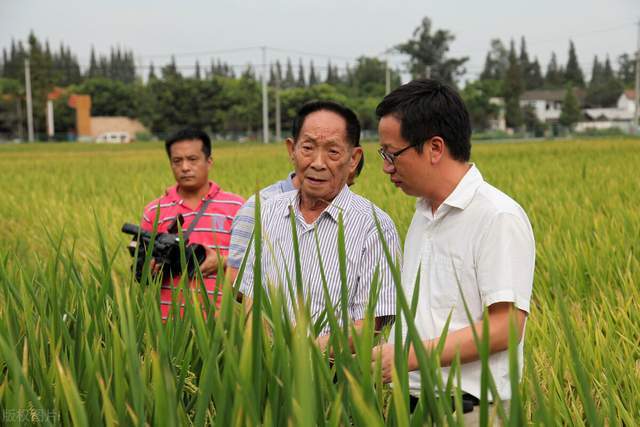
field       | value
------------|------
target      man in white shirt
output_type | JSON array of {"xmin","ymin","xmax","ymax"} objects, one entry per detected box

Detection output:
[{"xmin": 371, "ymin": 79, "xmax": 535, "ymax": 424}]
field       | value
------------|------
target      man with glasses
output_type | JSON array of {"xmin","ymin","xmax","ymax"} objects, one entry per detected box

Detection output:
[{"xmin": 371, "ymin": 79, "xmax": 535, "ymax": 425}]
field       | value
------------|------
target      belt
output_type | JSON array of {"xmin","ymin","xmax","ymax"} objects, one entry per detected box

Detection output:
[{"xmin": 409, "ymin": 393, "xmax": 482, "ymax": 414}]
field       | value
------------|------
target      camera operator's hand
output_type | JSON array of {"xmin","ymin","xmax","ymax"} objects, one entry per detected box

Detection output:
[
  {"xmin": 150, "ymin": 258, "xmax": 162, "ymax": 275},
  {"xmin": 199, "ymin": 246, "xmax": 225, "ymax": 276}
]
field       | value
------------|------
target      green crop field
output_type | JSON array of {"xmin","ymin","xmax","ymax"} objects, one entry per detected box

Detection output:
[{"xmin": 0, "ymin": 137, "xmax": 639, "ymax": 425}]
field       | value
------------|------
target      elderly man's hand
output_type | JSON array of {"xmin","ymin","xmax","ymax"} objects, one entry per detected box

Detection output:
[
  {"xmin": 371, "ymin": 342, "xmax": 396, "ymax": 384},
  {"xmin": 199, "ymin": 246, "xmax": 222, "ymax": 276},
  {"xmin": 316, "ymin": 334, "xmax": 331, "ymax": 354}
]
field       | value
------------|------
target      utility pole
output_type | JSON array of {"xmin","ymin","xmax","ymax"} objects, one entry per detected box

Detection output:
[
  {"xmin": 275, "ymin": 73, "xmax": 282, "ymax": 141},
  {"xmin": 262, "ymin": 46, "xmax": 269, "ymax": 144},
  {"xmin": 24, "ymin": 58, "xmax": 34, "ymax": 142},
  {"xmin": 46, "ymin": 99, "xmax": 54, "ymax": 140},
  {"xmin": 16, "ymin": 96, "xmax": 24, "ymax": 141},
  {"xmin": 634, "ymin": 19, "xmax": 640, "ymax": 134}
]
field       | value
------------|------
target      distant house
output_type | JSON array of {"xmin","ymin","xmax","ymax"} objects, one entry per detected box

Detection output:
[
  {"xmin": 519, "ymin": 89, "xmax": 586, "ymax": 123},
  {"xmin": 576, "ymin": 90, "xmax": 637, "ymax": 133},
  {"xmin": 520, "ymin": 88, "xmax": 638, "ymax": 132},
  {"xmin": 617, "ymin": 90, "xmax": 637, "ymax": 113},
  {"xmin": 90, "ymin": 117, "xmax": 149, "ymax": 143}
]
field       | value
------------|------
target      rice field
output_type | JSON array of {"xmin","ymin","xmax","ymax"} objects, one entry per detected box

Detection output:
[{"xmin": 0, "ymin": 137, "xmax": 639, "ymax": 425}]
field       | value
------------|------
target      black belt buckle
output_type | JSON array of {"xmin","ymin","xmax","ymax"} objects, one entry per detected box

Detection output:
[
  {"xmin": 409, "ymin": 393, "xmax": 480, "ymax": 414},
  {"xmin": 459, "ymin": 393, "xmax": 480, "ymax": 414}
]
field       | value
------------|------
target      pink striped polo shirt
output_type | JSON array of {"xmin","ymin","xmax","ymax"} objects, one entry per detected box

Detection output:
[{"xmin": 140, "ymin": 181, "xmax": 244, "ymax": 320}]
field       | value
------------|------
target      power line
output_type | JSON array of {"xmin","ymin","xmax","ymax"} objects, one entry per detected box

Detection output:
[
  {"xmin": 526, "ymin": 21, "xmax": 637, "ymax": 46},
  {"xmin": 266, "ymin": 46, "xmax": 357, "ymax": 61},
  {"xmin": 137, "ymin": 46, "xmax": 262, "ymax": 59}
]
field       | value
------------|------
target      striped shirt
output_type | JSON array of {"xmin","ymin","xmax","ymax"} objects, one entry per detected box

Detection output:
[
  {"xmin": 140, "ymin": 181, "xmax": 244, "ymax": 320},
  {"xmin": 228, "ymin": 172, "xmax": 296, "ymax": 269},
  {"xmin": 239, "ymin": 185, "xmax": 400, "ymax": 335}
]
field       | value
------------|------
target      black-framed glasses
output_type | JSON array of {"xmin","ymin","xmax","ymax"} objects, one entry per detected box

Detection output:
[{"xmin": 378, "ymin": 145, "xmax": 416, "ymax": 164}]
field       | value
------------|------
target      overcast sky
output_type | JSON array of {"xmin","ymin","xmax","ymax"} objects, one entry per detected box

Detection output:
[{"xmin": 1, "ymin": 0, "xmax": 639, "ymax": 83}]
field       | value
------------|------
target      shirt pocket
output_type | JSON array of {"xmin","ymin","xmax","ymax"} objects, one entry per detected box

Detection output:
[{"xmin": 424, "ymin": 252, "xmax": 464, "ymax": 309}]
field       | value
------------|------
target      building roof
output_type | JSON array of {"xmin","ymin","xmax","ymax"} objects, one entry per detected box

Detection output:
[
  {"xmin": 521, "ymin": 88, "xmax": 586, "ymax": 103},
  {"xmin": 583, "ymin": 108, "xmax": 634, "ymax": 121},
  {"xmin": 90, "ymin": 116, "xmax": 148, "ymax": 139}
]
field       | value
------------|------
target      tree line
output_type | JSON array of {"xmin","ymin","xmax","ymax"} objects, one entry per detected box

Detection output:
[
  {"xmin": 465, "ymin": 35, "xmax": 636, "ymax": 133},
  {"xmin": 0, "ymin": 21, "xmax": 637, "ymax": 140}
]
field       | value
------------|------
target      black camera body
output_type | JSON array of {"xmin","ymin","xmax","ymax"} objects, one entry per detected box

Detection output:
[{"xmin": 121, "ymin": 223, "xmax": 206, "ymax": 282}]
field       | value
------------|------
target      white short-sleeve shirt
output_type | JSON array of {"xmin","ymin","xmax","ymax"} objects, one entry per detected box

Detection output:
[{"xmin": 397, "ymin": 164, "xmax": 535, "ymax": 400}]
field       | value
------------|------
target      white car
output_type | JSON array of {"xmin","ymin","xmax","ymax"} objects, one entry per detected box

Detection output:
[{"xmin": 96, "ymin": 132, "xmax": 131, "ymax": 144}]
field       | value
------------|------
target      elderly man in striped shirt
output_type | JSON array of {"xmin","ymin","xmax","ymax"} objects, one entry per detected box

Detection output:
[
  {"xmin": 226, "ymin": 156, "xmax": 364, "ymax": 285},
  {"xmin": 239, "ymin": 101, "xmax": 400, "ymax": 343},
  {"xmin": 140, "ymin": 128, "xmax": 244, "ymax": 321}
]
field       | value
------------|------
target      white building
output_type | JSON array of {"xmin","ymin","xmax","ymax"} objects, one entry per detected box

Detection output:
[
  {"xmin": 519, "ymin": 89, "xmax": 586, "ymax": 123},
  {"xmin": 617, "ymin": 90, "xmax": 637, "ymax": 114},
  {"xmin": 520, "ymin": 89, "xmax": 637, "ymax": 132},
  {"xmin": 576, "ymin": 91, "xmax": 637, "ymax": 133}
]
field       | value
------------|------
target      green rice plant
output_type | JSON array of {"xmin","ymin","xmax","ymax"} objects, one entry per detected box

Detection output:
[{"xmin": 0, "ymin": 137, "xmax": 638, "ymax": 425}]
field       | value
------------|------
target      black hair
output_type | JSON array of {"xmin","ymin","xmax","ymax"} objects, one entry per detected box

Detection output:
[
  {"xmin": 355, "ymin": 155, "xmax": 364, "ymax": 177},
  {"xmin": 375, "ymin": 79, "xmax": 471, "ymax": 162},
  {"xmin": 291, "ymin": 100, "xmax": 361, "ymax": 148},
  {"xmin": 165, "ymin": 128, "xmax": 212, "ymax": 158}
]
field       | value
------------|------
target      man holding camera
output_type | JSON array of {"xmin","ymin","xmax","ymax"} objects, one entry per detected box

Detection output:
[{"xmin": 140, "ymin": 128, "xmax": 244, "ymax": 321}]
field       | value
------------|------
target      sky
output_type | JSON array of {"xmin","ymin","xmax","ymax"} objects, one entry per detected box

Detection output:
[{"xmin": 1, "ymin": 0, "xmax": 639, "ymax": 83}]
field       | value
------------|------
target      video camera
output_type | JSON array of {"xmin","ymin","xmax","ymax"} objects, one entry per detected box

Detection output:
[{"xmin": 121, "ymin": 220, "xmax": 206, "ymax": 283}]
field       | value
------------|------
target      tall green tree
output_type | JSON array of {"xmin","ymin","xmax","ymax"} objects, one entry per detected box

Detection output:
[
  {"xmin": 559, "ymin": 84, "xmax": 581, "ymax": 129},
  {"xmin": 148, "ymin": 62, "xmax": 157, "ymax": 81},
  {"xmin": 24, "ymin": 31, "xmax": 55, "ymax": 135},
  {"xmin": 78, "ymin": 78, "xmax": 139, "ymax": 117},
  {"xmin": 350, "ymin": 56, "xmax": 400, "ymax": 98},
  {"xmin": 526, "ymin": 58, "xmax": 544, "ymax": 89},
  {"xmin": 308, "ymin": 60, "xmax": 318, "ymax": 86},
  {"xmin": 461, "ymin": 80, "xmax": 500, "ymax": 131},
  {"xmin": 564, "ymin": 40, "xmax": 585, "ymax": 87},
  {"xmin": 325, "ymin": 60, "xmax": 339, "ymax": 85},
  {"xmin": 519, "ymin": 36, "xmax": 530, "ymax": 78},
  {"xmin": 518, "ymin": 37, "xmax": 543, "ymax": 89},
  {"xmin": 545, "ymin": 52, "xmax": 564, "ymax": 88},
  {"xmin": 586, "ymin": 55, "xmax": 623, "ymax": 107},
  {"xmin": 503, "ymin": 39, "xmax": 524, "ymax": 129},
  {"xmin": 269, "ymin": 60, "xmax": 283, "ymax": 87},
  {"xmin": 297, "ymin": 59, "xmax": 306, "ymax": 87},
  {"xmin": 480, "ymin": 39, "xmax": 509, "ymax": 81},
  {"xmin": 194, "ymin": 60, "xmax": 201, "ymax": 80},
  {"xmin": 88, "ymin": 47, "xmax": 98, "ymax": 78},
  {"xmin": 215, "ymin": 75, "xmax": 261, "ymax": 135},
  {"xmin": 0, "ymin": 77, "xmax": 24, "ymax": 139},
  {"xmin": 161, "ymin": 56, "xmax": 181, "ymax": 79},
  {"xmin": 283, "ymin": 58, "xmax": 296, "ymax": 89},
  {"xmin": 617, "ymin": 53, "xmax": 637, "ymax": 86},
  {"xmin": 2, "ymin": 40, "xmax": 27, "ymax": 81},
  {"xmin": 395, "ymin": 16, "xmax": 468, "ymax": 85}
]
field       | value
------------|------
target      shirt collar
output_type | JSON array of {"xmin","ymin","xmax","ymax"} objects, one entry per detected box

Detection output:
[
  {"xmin": 441, "ymin": 164, "xmax": 483, "ymax": 210},
  {"xmin": 416, "ymin": 164, "xmax": 483, "ymax": 215},
  {"xmin": 284, "ymin": 184, "xmax": 353, "ymax": 223},
  {"xmin": 280, "ymin": 172, "xmax": 297, "ymax": 193},
  {"xmin": 165, "ymin": 181, "xmax": 220, "ymax": 203}
]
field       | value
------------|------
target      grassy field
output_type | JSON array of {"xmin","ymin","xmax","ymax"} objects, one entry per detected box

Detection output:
[{"xmin": 0, "ymin": 137, "xmax": 639, "ymax": 425}]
